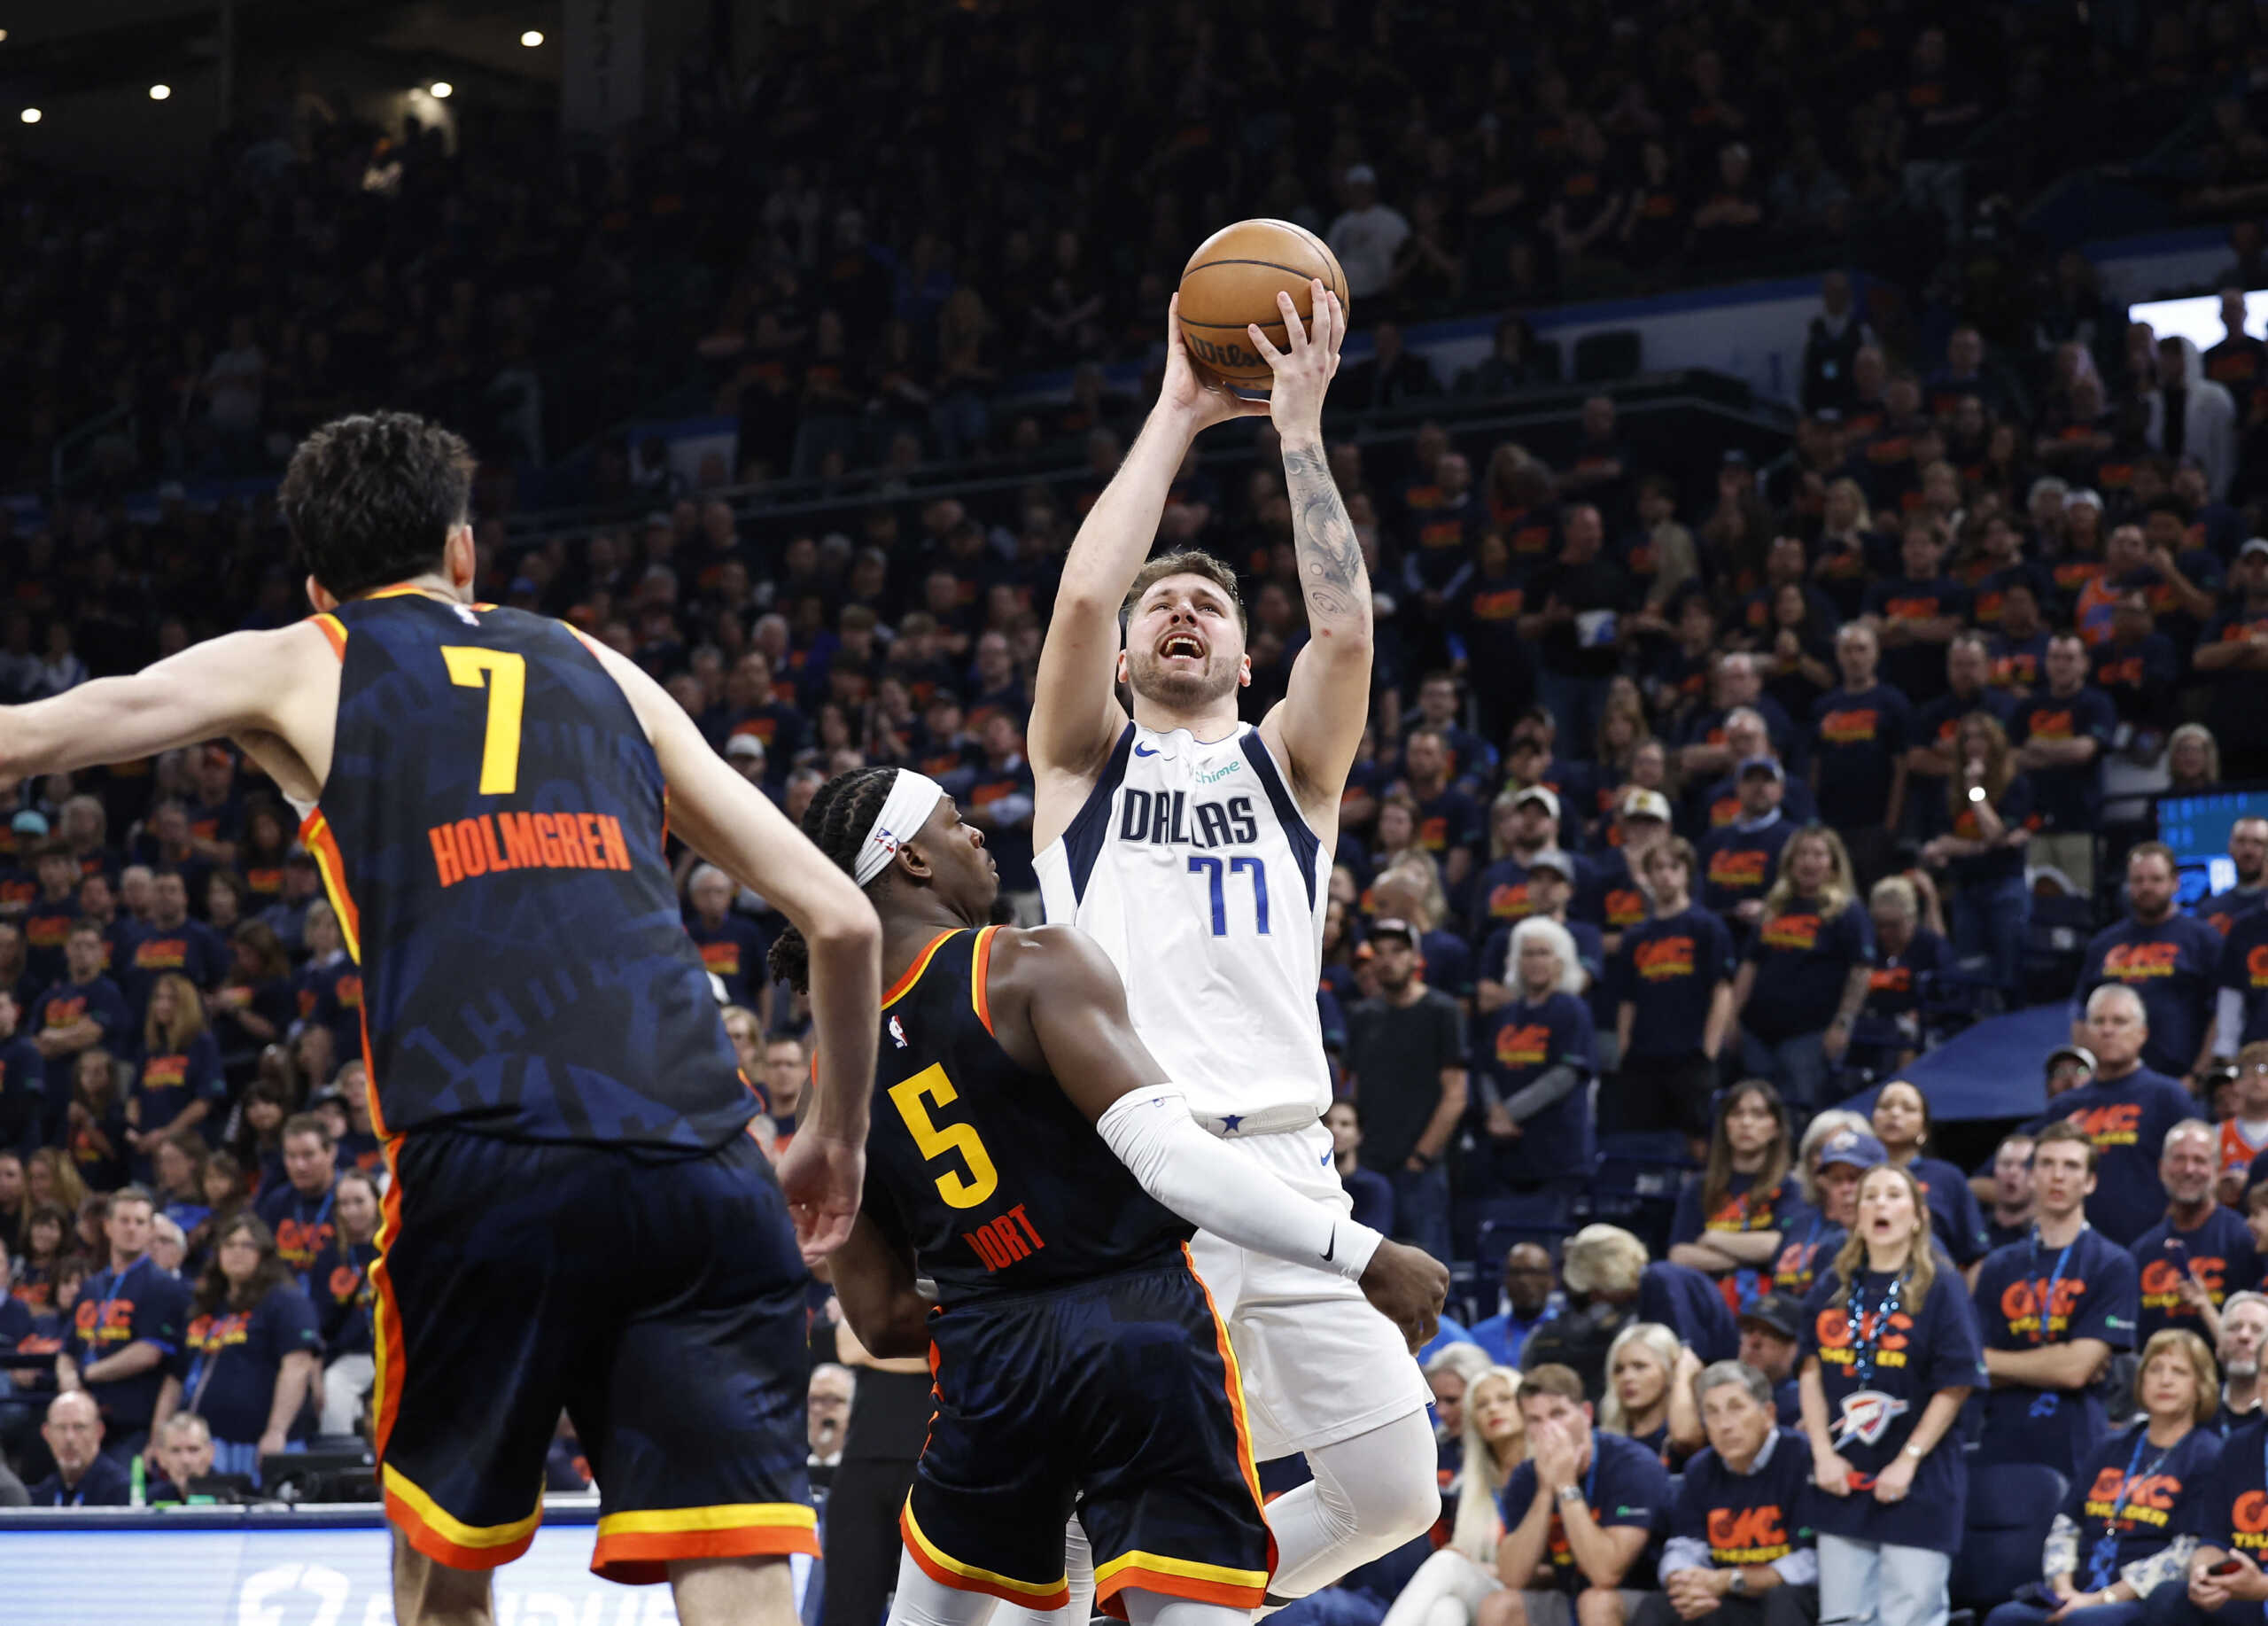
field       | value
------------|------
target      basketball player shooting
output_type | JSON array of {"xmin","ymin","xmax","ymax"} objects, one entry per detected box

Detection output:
[{"xmin": 1023, "ymin": 284, "xmax": 1446, "ymax": 1614}]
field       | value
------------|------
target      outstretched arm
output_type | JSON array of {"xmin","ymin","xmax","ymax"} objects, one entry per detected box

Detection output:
[
  {"xmin": 585, "ymin": 635, "xmax": 882, "ymax": 1261},
  {"xmin": 1256, "ymin": 285, "xmax": 1372, "ymax": 816},
  {"xmin": 989, "ymin": 923, "xmax": 1446, "ymax": 1345},
  {"xmin": 1028, "ymin": 299, "xmax": 1265, "ymax": 841},
  {"xmin": 0, "ymin": 623, "xmax": 336, "ymax": 797}
]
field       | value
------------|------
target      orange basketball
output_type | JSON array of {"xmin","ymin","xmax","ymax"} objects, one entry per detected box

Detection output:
[{"xmin": 1177, "ymin": 219, "xmax": 1350, "ymax": 390}]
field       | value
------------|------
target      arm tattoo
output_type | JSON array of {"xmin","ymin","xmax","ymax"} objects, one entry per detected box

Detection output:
[{"xmin": 1280, "ymin": 443, "xmax": 1371, "ymax": 633}]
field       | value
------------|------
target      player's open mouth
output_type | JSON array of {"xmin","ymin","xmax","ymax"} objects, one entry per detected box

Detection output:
[{"xmin": 1159, "ymin": 634, "xmax": 1204, "ymax": 661}]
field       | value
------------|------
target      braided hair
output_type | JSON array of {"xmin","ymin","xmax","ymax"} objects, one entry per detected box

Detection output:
[{"xmin": 765, "ymin": 766, "xmax": 900, "ymax": 994}]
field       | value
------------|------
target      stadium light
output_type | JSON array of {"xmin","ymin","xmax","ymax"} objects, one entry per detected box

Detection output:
[
  {"xmin": 520, "ymin": 30, "xmax": 544, "ymax": 47},
  {"xmin": 428, "ymin": 81, "xmax": 454, "ymax": 98},
  {"xmin": 149, "ymin": 84, "xmax": 171, "ymax": 101},
  {"xmin": 19, "ymin": 107, "xmax": 37, "ymax": 124}
]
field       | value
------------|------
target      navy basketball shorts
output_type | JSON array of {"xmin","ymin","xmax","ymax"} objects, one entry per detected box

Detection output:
[
  {"xmin": 372, "ymin": 1125, "xmax": 815, "ymax": 1583},
  {"xmin": 901, "ymin": 1245, "xmax": 1275, "ymax": 1619}
]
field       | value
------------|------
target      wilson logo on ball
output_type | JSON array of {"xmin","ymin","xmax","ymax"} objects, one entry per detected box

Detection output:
[{"xmin": 1186, "ymin": 335, "xmax": 1262, "ymax": 370}]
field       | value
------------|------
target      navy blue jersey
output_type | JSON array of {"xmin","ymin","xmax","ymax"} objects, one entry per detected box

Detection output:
[
  {"xmin": 857, "ymin": 928, "xmax": 1190, "ymax": 1305},
  {"xmin": 2075, "ymin": 915, "xmax": 2225, "ymax": 1080},
  {"xmin": 1499, "ymin": 1430, "xmax": 1671, "ymax": 1593},
  {"xmin": 2066, "ymin": 1422, "xmax": 2223, "ymax": 1585},
  {"xmin": 305, "ymin": 591, "xmax": 753, "ymax": 1148},
  {"xmin": 1798, "ymin": 1264, "xmax": 1985, "ymax": 1554},
  {"xmin": 2132, "ymin": 1206, "xmax": 2261, "ymax": 1343},
  {"xmin": 180, "ymin": 1284, "xmax": 322, "ymax": 1444},
  {"xmin": 1972, "ymin": 1226, "xmax": 2138, "ymax": 1478},
  {"xmin": 1612, "ymin": 906, "xmax": 1737, "ymax": 1060}
]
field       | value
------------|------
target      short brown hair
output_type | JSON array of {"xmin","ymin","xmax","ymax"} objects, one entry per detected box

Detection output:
[
  {"xmin": 2033, "ymin": 1119, "xmax": 2098, "ymax": 1174},
  {"xmin": 282, "ymin": 1111, "xmax": 335, "ymax": 1150},
  {"xmin": 1643, "ymin": 836, "xmax": 1697, "ymax": 883},
  {"xmin": 2136, "ymin": 1327, "xmax": 2220, "ymax": 1426},
  {"xmin": 1122, "ymin": 550, "xmax": 1247, "ymax": 633},
  {"xmin": 2128, "ymin": 841, "xmax": 2178, "ymax": 876},
  {"xmin": 1519, "ymin": 1364, "xmax": 1588, "ymax": 1406}
]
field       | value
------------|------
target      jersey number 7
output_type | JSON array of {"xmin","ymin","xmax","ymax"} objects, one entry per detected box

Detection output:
[
  {"xmin": 441, "ymin": 647, "xmax": 528, "ymax": 795},
  {"xmin": 888, "ymin": 1063, "xmax": 1000, "ymax": 1209}
]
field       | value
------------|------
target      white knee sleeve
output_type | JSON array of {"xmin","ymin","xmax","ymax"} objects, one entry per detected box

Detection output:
[
  {"xmin": 887, "ymin": 1548, "xmax": 1002, "ymax": 1626},
  {"xmin": 1265, "ymin": 1407, "xmax": 1442, "ymax": 1600},
  {"xmin": 1122, "ymin": 1591, "xmax": 1257, "ymax": 1626},
  {"xmin": 975, "ymin": 1515, "xmax": 1094, "ymax": 1626}
]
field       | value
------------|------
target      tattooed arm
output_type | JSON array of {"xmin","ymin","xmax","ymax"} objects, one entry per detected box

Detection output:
[{"xmin": 1249, "ymin": 284, "xmax": 1374, "ymax": 821}]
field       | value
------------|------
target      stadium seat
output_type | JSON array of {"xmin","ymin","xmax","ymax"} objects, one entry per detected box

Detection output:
[
  {"xmin": 1948, "ymin": 1462, "xmax": 2067, "ymax": 1622},
  {"xmin": 1573, "ymin": 330, "xmax": 1643, "ymax": 382},
  {"xmin": 2020, "ymin": 892, "xmax": 2097, "ymax": 1007}
]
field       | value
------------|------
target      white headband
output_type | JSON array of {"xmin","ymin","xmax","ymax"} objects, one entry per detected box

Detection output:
[{"xmin": 853, "ymin": 771, "xmax": 946, "ymax": 888}]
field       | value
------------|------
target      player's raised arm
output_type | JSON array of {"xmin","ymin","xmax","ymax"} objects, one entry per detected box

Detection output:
[
  {"xmin": 584, "ymin": 635, "xmax": 882, "ymax": 1261},
  {"xmin": 987, "ymin": 922, "xmax": 1446, "ymax": 1347},
  {"xmin": 1252, "ymin": 283, "xmax": 1372, "ymax": 819},
  {"xmin": 0, "ymin": 624, "xmax": 338, "ymax": 794},
  {"xmin": 1028, "ymin": 299, "xmax": 1264, "ymax": 834}
]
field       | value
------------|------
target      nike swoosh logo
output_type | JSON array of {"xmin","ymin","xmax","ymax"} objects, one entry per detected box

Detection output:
[
  {"xmin": 1134, "ymin": 743, "xmax": 1160, "ymax": 757},
  {"xmin": 1323, "ymin": 1227, "xmax": 1336, "ymax": 1263}
]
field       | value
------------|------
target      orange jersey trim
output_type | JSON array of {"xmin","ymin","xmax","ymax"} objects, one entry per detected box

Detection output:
[
  {"xmin": 901, "ymin": 1502, "xmax": 1070, "ymax": 1610},
  {"xmin": 370, "ymin": 1135, "xmax": 408, "ymax": 1454},
  {"xmin": 883, "ymin": 930, "xmax": 958, "ymax": 1008},
  {"xmin": 1182, "ymin": 1241, "xmax": 1267, "ymax": 1517},
  {"xmin": 1092, "ymin": 1555, "xmax": 1271, "ymax": 1615},
  {"xmin": 384, "ymin": 1462, "xmax": 541, "ymax": 1571},
  {"xmin": 591, "ymin": 1503, "xmax": 820, "ymax": 1585},
  {"xmin": 970, "ymin": 926, "xmax": 998, "ymax": 1034},
  {"xmin": 299, "ymin": 811, "xmax": 361, "ymax": 962},
  {"xmin": 310, "ymin": 613, "xmax": 347, "ymax": 659}
]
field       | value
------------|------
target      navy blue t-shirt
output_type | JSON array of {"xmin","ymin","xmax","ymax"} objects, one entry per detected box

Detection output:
[
  {"xmin": 1700, "ymin": 818, "xmax": 1797, "ymax": 932},
  {"xmin": 1798, "ymin": 1264, "xmax": 1986, "ymax": 1554},
  {"xmin": 64, "ymin": 1255, "xmax": 192, "ymax": 1432},
  {"xmin": 1945, "ymin": 772, "xmax": 2037, "ymax": 890},
  {"xmin": 2132, "ymin": 1205, "xmax": 2262, "ymax": 1344},
  {"xmin": 683, "ymin": 911, "xmax": 771, "ymax": 1008},
  {"xmin": 253, "ymin": 1181, "xmax": 338, "ymax": 1288},
  {"xmin": 1668, "ymin": 1428, "xmax": 1816, "ymax": 1570},
  {"xmin": 1742, "ymin": 898, "xmax": 1875, "ymax": 1043},
  {"xmin": 1907, "ymin": 1154, "xmax": 1991, "ymax": 1266},
  {"xmin": 130, "ymin": 1030, "xmax": 225, "ymax": 1140},
  {"xmin": 1672, "ymin": 1169, "xmax": 1804, "ymax": 1249},
  {"xmin": 2221, "ymin": 910, "xmax": 2268, "ymax": 1048},
  {"xmin": 1475, "ymin": 991, "xmax": 1596, "ymax": 1184},
  {"xmin": 28, "ymin": 1451, "xmax": 132, "ymax": 1506},
  {"xmin": 1642, "ymin": 1260, "xmax": 1741, "ymax": 1363},
  {"xmin": 1613, "ymin": 907, "xmax": 1737, "ymax": 1061},
  {"xmin": 2075, "ymin": 914, "xmax": 2226, "ymax": 1080},
  {"xmin": 1499, "ymin": 1429, "xmax": 1672, "ymax": 1593},
  {"xmin": 30, "ymin": 976, "xmax": 132, "ymax": 1060},
  {"xmin": 2064, "ymin": 1422, "xmax": 2223, "ymax": 1586},
  {"xmin": 1972, "ymin": 1226, "xmax": 2139, "ymax": 1479},
  {"xmin": 2041, "ymin": 1071, "xmax": 2202, "ymax": 1247},
  {"xmin": 0, "ymin": 1032, "xmax": 43, "ymax": 1156},
  {"xmin": 2200, "ymin": 884, "xmax": 2268, "ymax": 942},
  {"xmin": 2178, "ymin": 1416, "xmax": 2268, "ymax": 1558},
  {"xmin": 180, "ymin": 1285, "xmax": 322, "ymax": 1444},
  {"xmin": 1770, "ymin": 1204, "xmax": 1844, "ymax": 1301},
  {"xmin": 1812, "ymin": 685, "xmax": 1914, "ymax": 829},
  {"xmin": 2011, "ymin": 686, "xmax": 2117, "ymax": 832}
]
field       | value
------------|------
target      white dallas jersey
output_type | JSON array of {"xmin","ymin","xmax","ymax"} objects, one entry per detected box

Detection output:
[{"xmin": 1035, "ymin": 721, "xmax": 1332, "ymax": 1126}]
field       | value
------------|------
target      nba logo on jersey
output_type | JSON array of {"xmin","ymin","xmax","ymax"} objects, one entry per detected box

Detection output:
[
  {"xmin": 889, "ymin": 1015, "xmax": 908, "ymax": 1050},
  {"xmin": 1036, "ymin": 722, "xmax": 1331, "ymax": 1128}
]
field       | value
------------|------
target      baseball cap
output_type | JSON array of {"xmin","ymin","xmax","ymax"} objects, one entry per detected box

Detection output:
[
  {"xmin": 2047, "ymin": 1044, "xmax": 2096, "ymax": 1075},
  {"xmin": 1620, "ymin": 788, "xmax": 1673, "ymax": 823},
  {"xmin": 1737, "ymin": 1293, "xmax": 1801, "ymax": 1342},
  {"xmin": 1526, "ymin": 849, "xmax": 1576, "ymax": 881},
  {"xmin": 1816, "ymin": 1128, "xmax": 1887, "ymax": 1172},
  {"xmin": 9, "ymin": 812, "xmax": 47, "ymax": 838},
  {"xmin": 2066, "ymin": 488, "xmax": 2105, "ymax": 512},
  {"xmin": 2241, "ymin": 537, "xmax": 2268, "ymax": 561},
  {"xmin": 1737, "ymin": 755, "xmax": 1785, "ymax": 782},
  {"xmin": 1370, "ymin": 917, "xmax": 1418, "ymax": 948},
  {"xmin": 1513, "ymin": 786, "xmax": 1561, "ymax": 821},
  {"xmin": 725, "ymin": 735, "xmax": 767, "ymax": 761}
]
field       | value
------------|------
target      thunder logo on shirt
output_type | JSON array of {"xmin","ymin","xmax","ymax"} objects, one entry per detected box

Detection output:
[
  {"xmin": 2083, "ymin": 1464, "xmax": 2183, "ymax": 1530},
  {"xmin": 1495, "ymin": 1024, "xmax": 1550, "ymax": 1067},
  {"xmin": 1706, "ymin": 1505, "xmax": 1795, "ymax": 1566},
  {"xmin": 1635, "ymin": 936, "xmax": 1697, "ymax": 981},
  {"xmin": 1760, "ymin": 914, "xmax": 1822, "ymax": 951},
  {"xmin": 1998, "ymin": 1276, "xmax": 2088, "ymax": 1339},
  {"xmin": 2070, "ymin": 1102, "xmax": 2144, "ymax": 1149},
  {"xmin": 1813, "ymin": 1305, "xmax": 1916, "ymax": 1368},
  {"xmin": 2102, "ymin": 942, "xmax": 2184, "ymax": 980}
]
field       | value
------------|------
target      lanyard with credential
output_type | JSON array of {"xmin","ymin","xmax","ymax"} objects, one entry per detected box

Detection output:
[
  {"xmin": 2086, "ymin": 1429, "xmax": 2176, "ymax": 1590},
  {"xmin": 2028, "ymin": 1226, "xmax": 2079, "ymax": 1418},
  {"xmin": 89, "ymin": 1256, "xmax": 144, "ymax": 1347}
]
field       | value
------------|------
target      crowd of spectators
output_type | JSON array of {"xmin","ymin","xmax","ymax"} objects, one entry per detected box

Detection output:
[{"xmin": 10, "ymin": 0, "xmax": 2268, "ymax": 496}]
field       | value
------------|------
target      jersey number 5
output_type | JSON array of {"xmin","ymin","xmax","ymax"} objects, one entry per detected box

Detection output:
[
  {"xmin": 888, "ymin": 1063, "xmax": 1000, "ymax": 1209},
  {"xmin": 440, "ymin": 647, "xmax": 527, "ymax": 794}
]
